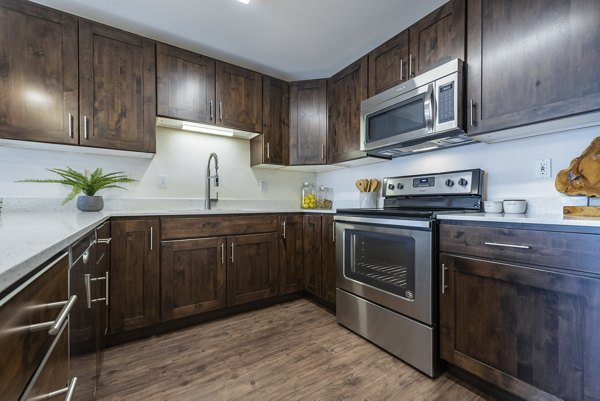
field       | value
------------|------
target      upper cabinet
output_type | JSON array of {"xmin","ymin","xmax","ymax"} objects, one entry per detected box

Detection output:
[
  {"xmin": 328, "ymin": 56, "xmax": 368, "ymax": 164},
  {"xmin": 466, "ymin": 0, "xmax": 600, "ymax": 135},
  {"xmin": 0, "ymin": 1, "xmax": 78, "ymax": 145},
  {"xmin": 368, "ymin": 31, "xmax": 409, "ymax": 97},
  {"xmin": 289, "ymin": 80, "xmax": 328, "ymax": 165},
  {"xmin": 408, "ymin": 0, "xmax": 465, "ymax": 78},
  {"xmin": 251, "ymin": 76, "xmax": 289, "ymax": 166},
  {"xmin": 79, "ymin": 21, "xmax": 156, "ymax": 153},
  {"xmin": 156, "ymin": 43, "xmax": 216, "ymax": 124}
]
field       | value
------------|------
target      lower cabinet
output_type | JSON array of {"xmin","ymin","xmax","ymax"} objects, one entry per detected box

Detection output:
[
  {"xmin": 303, "ymin": 214, "xmax": 336, "ymax": 305},
  {"xmin": 278, "ymin": 214, "xmax": 304, "ymax": 294},
  {"xmin": 440, "ymin": 223, "xmax": 600, "ymax": 401},
  {"xmin": 109, "ymin": 218, "xmax": 160, "ymax": 334}
]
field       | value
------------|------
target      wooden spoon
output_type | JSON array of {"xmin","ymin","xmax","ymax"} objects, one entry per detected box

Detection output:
[
  {"xmin": 369, "ymin": 179, "xmax": 379, "ymax": 192},
  {"xmin": 356, "ymin": 179, "xmax": 367, "ymax": 192}
]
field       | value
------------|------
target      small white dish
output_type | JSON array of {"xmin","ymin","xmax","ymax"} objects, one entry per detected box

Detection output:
[
  {"xmin": 503, "ymin": 199, "xmax": 527, "ymax": 214},
  {"xmin": 483, "ymin": 201, "xmax": 503, "ymax": 213}
]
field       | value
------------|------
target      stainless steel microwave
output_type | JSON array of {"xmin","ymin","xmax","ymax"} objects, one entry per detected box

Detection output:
[{"xmin": 360, "ymin": 59, "xmax": 472, "ymax": 158}]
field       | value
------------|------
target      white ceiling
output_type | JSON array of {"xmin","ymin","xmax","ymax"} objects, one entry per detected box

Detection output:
[{"xmin": 32, "ymin": 0, "xmax": 448, "ymax": 81}]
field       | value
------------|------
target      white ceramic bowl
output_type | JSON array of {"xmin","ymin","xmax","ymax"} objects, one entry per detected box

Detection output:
[
  {"xmin": 503, "ymin": 199, "xmax": 527, "ymax": 214},
  {"xmin": 483, "ymin": 201, "xmax": 503, "ymax": 213}
]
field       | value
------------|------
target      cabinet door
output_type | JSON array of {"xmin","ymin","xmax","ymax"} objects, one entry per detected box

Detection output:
[
  {"xmin": 156, "ymin": 43, "xmax": 216, "ymax": 124},
  {"xmin": 79, "ymin": 21, "xmax": 156, "ymax": 152},
  {"xmin": 467, "ymin": 0, "xmax": 600, "ymax": 135},
  {"xmin": 227, "ymin": 233, "xmax": 278, "ymax": 306},
  {"xmin": 440, "ymin": 254, "xmax": 600, "ymax": 401},
  {"xmin": 328, "ymin": 56, "xmax": 368, "ymax": 164},
  {"xmin": 110, "ymin": 218, "xmax": 159, "ymax": 334},
  {"xmin": 251, "ymin": 76, "xmax": 289, "ymax": 166},
  {"xmin": 216, "ymin": 61, "xmax": 262, "ymax": 132},
  {"xmin": 161, "ymin": 237, "xmax": 227, "ymax": 321},
  {"xmin": 368, "ymin": 30, "xmax": 409, "ymax": 97},
  {"xmin": 408, "ymin": 0, "xmax": 465, "ymax": 78},
  {"xmin": 278, "ymin": 215, "xmax": 304, "ymax": 294},
  {"xmin": 0, "ymin": 1, "xmax": 78, "ymax": 144},
  {"xmin": 95, "ymin": 222, "xmax": 110, "ymax": 379},
  {"xmin": 289, "ymin": 80, "xmax": 328, "ymax": 165},
  {"xmin": 321, "ymin": 215, "xmax": 336, "ymax": 305},
  {"xmin": 302, "ymin": 215, "xmax": 322, "ymax": 296}
]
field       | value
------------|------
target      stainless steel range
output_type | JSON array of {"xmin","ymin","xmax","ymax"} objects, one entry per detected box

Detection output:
[{"xmin": 335, "ymin": 169, "xmax": 484, "ymax": 377}]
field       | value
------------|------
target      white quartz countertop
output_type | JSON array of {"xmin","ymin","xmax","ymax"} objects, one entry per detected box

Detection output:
[
  {"xmin": 0, "ymin": 208, "xmax": 334, "ymax": 295},
  {"xmin": 437, "ymin": 212, "xmax": 600, "ymax": 228}
]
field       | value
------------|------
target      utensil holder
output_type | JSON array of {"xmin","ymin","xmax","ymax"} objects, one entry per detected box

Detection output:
[{"xmin": 359, "ymin": 192, "xmax": 377, "ymax": 208}]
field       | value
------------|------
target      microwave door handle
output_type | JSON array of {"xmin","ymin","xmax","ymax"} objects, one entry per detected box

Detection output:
[{"xmin": 423, "ymin": 84, "xmax": 435, "ymax": 133}]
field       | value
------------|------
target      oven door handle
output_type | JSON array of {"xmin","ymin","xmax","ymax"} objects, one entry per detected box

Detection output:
[
  {"xmin": 423, "ymin": 83, "xmax": 435, "ymax": 133},
  {"xmin": 333, "ymin": 215, "xmax": 431, "ymax": 229}
]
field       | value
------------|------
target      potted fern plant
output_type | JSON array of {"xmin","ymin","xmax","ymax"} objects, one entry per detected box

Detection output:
[{"xmin": 18, "ymin": 167, "xmax": 135, "ymax": 212}]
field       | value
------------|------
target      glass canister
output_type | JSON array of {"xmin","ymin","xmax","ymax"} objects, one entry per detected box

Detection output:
[
  {"xmin": 301, "ymin": 182, "xmax": 316, "ymax": 209},
  {"xmin": 317, "ymin": 187, "xmax": 333, "ymax": 209}
]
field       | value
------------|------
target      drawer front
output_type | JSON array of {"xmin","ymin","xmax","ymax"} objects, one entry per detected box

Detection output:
[
  {"xmin": 161, "ymin": 214, "xmax": 279, "ymax": 240},
  {"xmin": 440, "ymin": 223, "xmax": 600, "ymax": 274},
  {"xmin": 0, "ymin": 252, "xmax": 69, "ymax": 400}
]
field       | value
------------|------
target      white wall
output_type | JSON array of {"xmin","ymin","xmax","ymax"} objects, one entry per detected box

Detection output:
[
  {"xmin": 0, "ymin": 127, "xmax": 315, "ymax": 203},
  {"xmin": 317, "ymin": 126, "xmax": 599, "ymax": 208}
]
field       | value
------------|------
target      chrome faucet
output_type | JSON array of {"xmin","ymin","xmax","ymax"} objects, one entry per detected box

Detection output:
[{"xmin": 205, "ymin": 153, "xmax": 219, "ymax": 210}]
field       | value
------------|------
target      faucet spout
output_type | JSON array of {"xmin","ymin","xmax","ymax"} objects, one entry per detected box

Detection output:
[{"xmin": 205, "ymin": 153, "xmax": 219, "ymax": 210}]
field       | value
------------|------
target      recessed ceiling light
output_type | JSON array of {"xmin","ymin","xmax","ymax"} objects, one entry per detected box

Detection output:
[{"xmin": 237, "ymin": 0, "xmax": 251, "ymax": 4}]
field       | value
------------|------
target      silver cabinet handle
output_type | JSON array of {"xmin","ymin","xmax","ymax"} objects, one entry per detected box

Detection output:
[
  {"xmin": 484, "ymin": 241, "xmax": 530, "ymax": 250},
  {"xmin": 470, "ymin": 99, "xmax": 475, "ymax": 127},
  {"xmin": 400, "ymin": 58, "xmax": 403, "ymax": 81},
  {"xmin": 97, "ymin": 237, "xmax": 111, "ymax": 244},
  {"xmin": 423, "ymin": 84, "xmax": 434, "ymax": 133},
  {"xmin": 332, "ymin": 222, "xmax": 335, "ymax": 242},
  {"xmin": 68, "ymin": 113, "xmax": 73, "ymax": 138},
  {"xmin": 219, "ymin": 101, "xmax": 223, "ymax": 121},
  {"xmin": 221, "ymin": 243, "xmax": 225, "ymax": 264},
  {"xmin": 105, "ymin": 271, "xmax": 109, "ymax": 306},
  {"xmin": 84, "ymin": 274, "xmax": 92, "ymax": 309},
  {"xmin": 282, "ymin": 220, "xmax": 286, "ymax": 239},
  {"xmin": 150, "ymin": 227, "xmax": 153, "ymax": 251},
  {"xmin": 321, "ymin": 144, "xmax": 325, "ymax": 161},
  {"xmin": 209, "ymin": 101, "xmax": 214, "ymax": 121},
  {"xmin": 29, "ymin": 377, "xmax": 78, "ymax": 401},
  {"xmin": 230, "ymin": 243, "xmax": 235, "ymax": 263},
  {"xmin": 408, "ymin": 54, "xmax": 413, "ymax": 78},
  {"xmin": 48, "ymin": 295, "xmax": 77, "ymax": 335},
  {"xmin": 441, "ymin": 264, "xmax": 448, "ymax": 294},
  {"xmin": 82, "ymin": 250, "xmax": 89, "ymax": 265},
  {"xmin": 83, "ymin": 115, "xmax": 89, "ymax": 140},
  {"xmin": 266, "ymin": 142, "xmax": 270, "ymax": 159}
]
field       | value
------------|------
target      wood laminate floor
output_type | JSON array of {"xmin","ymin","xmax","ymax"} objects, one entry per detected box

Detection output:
[{"xmin": 97, "ymin": 299, "xmax": 490, "ymax": 401}]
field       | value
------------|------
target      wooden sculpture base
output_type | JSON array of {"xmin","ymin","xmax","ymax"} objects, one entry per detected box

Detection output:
[{"xmin": 563, "ymin": 206, "xmax": 600, "ymax": 217}]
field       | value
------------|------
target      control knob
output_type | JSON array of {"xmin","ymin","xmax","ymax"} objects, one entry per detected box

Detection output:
[
  {"xmin": 445, "ymin": 179, "xmax": 455, "ymax": 187},
  {"xmin": 387, "ymin": 183, "xmax": 395, "ymax": 190},
  {"xmin": 458, "ymin": 178, "xmax": 469, "ymax": 187},
  {"xmin": 396, "ymin": 183, "xmax": 404, "ymax": 190}
]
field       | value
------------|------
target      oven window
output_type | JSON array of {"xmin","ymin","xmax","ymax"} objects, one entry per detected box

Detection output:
[
  {"xmin": 345, "ymin": 230, "xmax": 416, "ymax": 300},
  {"xmin": 366, "ymin": 94, "xmax": 426, "ymax": 143}
]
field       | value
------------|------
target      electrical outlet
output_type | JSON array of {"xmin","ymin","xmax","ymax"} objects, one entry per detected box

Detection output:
[
  {"xmin": 259, "ymin": 180, "xmax": 266, "ymax": 192},
  {"xmin": 535, "ymin": 159, "xmax": 551, "ymax": 178},
  {"xmin": 158, "ymin": 175, "xmax": 169, "ymax": 188}
]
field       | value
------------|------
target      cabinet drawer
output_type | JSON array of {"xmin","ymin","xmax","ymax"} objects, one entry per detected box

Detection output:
[
  {"xmin": 0, "ymin": 252, "xmax": 69, "ymax": 400},
  {"xmin": 440, "ymin": 223, "xmax": 600, "ymax": 274},
  {"xmin": 161, "ymin": 214, "xmax": 278, "ymax": 240}
]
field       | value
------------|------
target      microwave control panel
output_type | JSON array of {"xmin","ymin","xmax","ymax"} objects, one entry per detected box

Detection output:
[{"xmin": 438, "ymin": 82, "xmax": 454, "ymax": 123}]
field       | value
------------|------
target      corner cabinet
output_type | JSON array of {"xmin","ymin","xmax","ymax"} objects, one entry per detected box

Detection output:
[
  {"xmin": 466, "ymin": 0, "xmax": 600, "ymax": 135},
  {"xmin": 439, "ymin": 222, "xmax": 600, "ymax": 401},
  {"xmin": 278, "ymin": 214, "xmax": 304, "ymax": 294},
  {"xmin": 289, "ymin": 80, "xmax": 328, "ymax": 165},
  {"xmin": 328, "ymin": 56, "xmax": 368, "ymax": 164},
  {"xmin": 303, "ymin": 214, "xmax": 336, "ymax": 306},
  {"xmin": 109, "ymin": 218, "xmax": 160, "ymax": 334},
  {"xmin": 79, "ymin": 20, "xmax": 156, "ymax": 152},
  {"xmin": 0, "ymin": 0, "xmax": 78, "ymax": 144}
]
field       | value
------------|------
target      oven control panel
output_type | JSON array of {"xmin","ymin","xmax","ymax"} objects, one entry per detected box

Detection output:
[{"xmin": 384, "ymin": 169, "xmax": 483, "ymax": 197}]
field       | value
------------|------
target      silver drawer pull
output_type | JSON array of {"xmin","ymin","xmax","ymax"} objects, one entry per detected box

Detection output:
[
  {"xmin": 48, "ymin": 295, "xmax": 77, "ymax": 335},
  {"xmin": 97, "ymin": 237, "xmax": 112, "ymax": 244},
  {"xmin": 3, "ymin": 295, "xmax": 77, "ymax": 336},
  {"xmin": 484, "ymin": 241, "xmax": 530, "ymax": 250},
  {"xmin": 84, "ymin": 274, "xmax": 92, "ymax": 309},
  {"xmin": 28, "ymin": 377, "xmax": 78, "ymax": 401}
]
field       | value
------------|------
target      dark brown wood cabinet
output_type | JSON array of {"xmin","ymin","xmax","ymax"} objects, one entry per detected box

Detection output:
[
  {"xmin": 278, "ymin": 215, "xmax": 304, "ymax": 294},
  {"xmin": 79, "ymin": 20, "xmax": 156, "ymax": 152},
  {"xmin": 161, "ymin": 237, "xmax": 227, "ymax": 320},
  {"xmin": 109, "ymin": 218, "xmax": 159, "ymax": 334},
  {"xmin": 216, "ymin": 61, "xmax": 262, "ymax": 132},
  {"xmin": 303, "ymin": 214, "xmax": 336, "ymax": 306},
  {"xmin": 466, "ymin": 0, "xmax": 600, "ymax": 135},
  {"xmin": 328, "ymin": 56, "xmax": 368, "ymax": 164},
  {"xmin": 440, "ymin": 222, "xmax": 600, "ymax": 401},
  {"xmin": 408, "ymin": 0, "xmax": 465, "ymax": 79},
  {"xmin": 227, "ymin": 233, "xmax": 278, "ymax": 306},
  {"xmin": 368, "ymin": 30, "xmax": 409, "ymax": 97},
  {"xmin": 251, "ymin": 76, "xmax": 289, "ymax": 166},
  {"xmin": 289, "ymin": 80, "xmax": 328, "ymax": 165},
  {"xmin": 156, "ymin": 43, "xmax": 216, "ymax": 124},
  {"xmin": 0, "ymin": 0, "xmax": 78, "ymax": 145}
]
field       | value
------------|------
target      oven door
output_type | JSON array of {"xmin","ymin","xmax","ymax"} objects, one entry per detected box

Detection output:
[{"xmin": 335, "ymin": 215, "xmax": 433, "ymax": 325}]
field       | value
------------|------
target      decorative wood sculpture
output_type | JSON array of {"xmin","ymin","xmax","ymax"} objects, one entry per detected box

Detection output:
[{"xmin": 555, "ymin": 136, "xmax": 600, "ymax": 216}]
